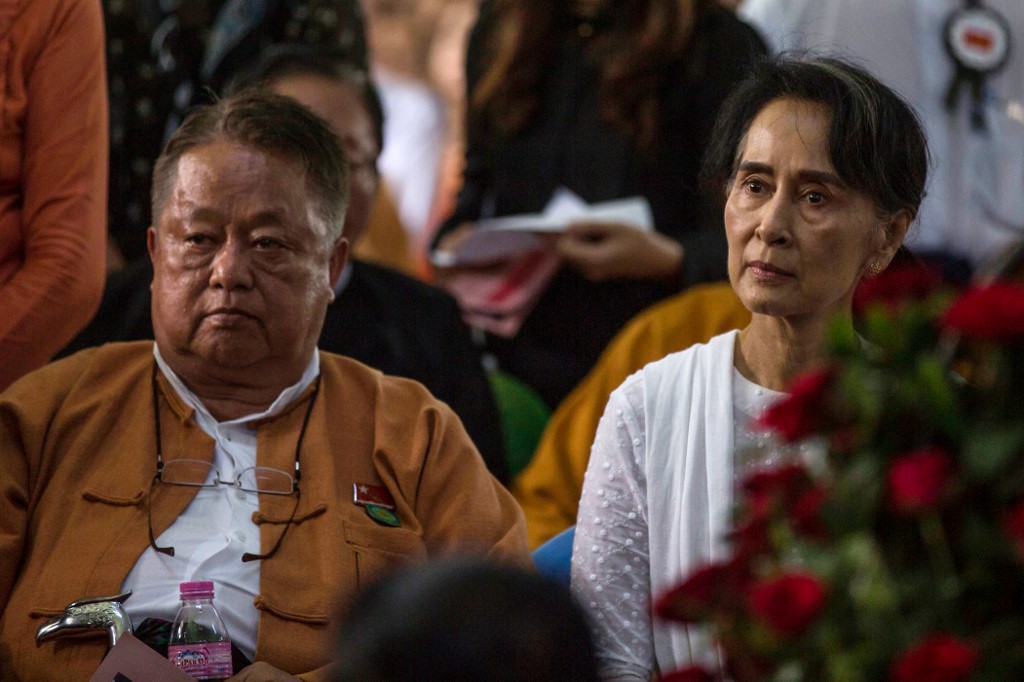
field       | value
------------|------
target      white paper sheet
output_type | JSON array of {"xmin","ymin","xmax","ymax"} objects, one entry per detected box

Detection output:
[{"xmin": 433, "ymin": 188, "xmax": 654, "ymax": 267}]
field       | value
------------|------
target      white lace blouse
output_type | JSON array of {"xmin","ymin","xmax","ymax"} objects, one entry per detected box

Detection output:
[{"xmin": 571, "ymin": 332, "xmax": 801, "ymax": 680}]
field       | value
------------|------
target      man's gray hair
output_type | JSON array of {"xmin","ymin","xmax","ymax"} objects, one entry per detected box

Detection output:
[{"xmin": 151, "ymin": 88, "xmax": 349, "ymax": 242}]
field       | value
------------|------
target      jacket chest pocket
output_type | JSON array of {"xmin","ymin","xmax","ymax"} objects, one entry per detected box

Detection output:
[
  {"xmin": 344, "ymin": 520, "xmax": 429, "ymax": 591},
  {"xmin": 254, "ymin": 512, "xmax": 428, "ymax": 626}
]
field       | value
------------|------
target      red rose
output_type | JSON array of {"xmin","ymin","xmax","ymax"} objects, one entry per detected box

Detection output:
[
  {"xmin": 831, "ymin": 426, "xmax": 864, "ymax": 454},
  {"xmin": 758, "ymin": 368, "xmax": 835, "ymax": 443},
  {"xmin": 731, "ymin": 515, "xmax": 771, "ymax": 557},
  {"xmin": 887, "ymin": 447, "xmax": 952, "ymax": 514},
  {"xmin": 661, "ymin": 665, "xmax": 716, "ymax": 682},
  {"xmin": 789, "ymin": 486, "xmax": 828, "ymax": 540},
  {"xmin": 748, "ymin": 572, "xmax": 827, "ymax": 637},
  {"xmin": 739, "ymin": 464, "xmax": 828, "ymax": 540},
  {"xmin": 942, "ymin": 282, "xmax": 1024, "ymax": 341},
  {"xmin": 890, "ymin": 634, "xmax": 978, "ymax": 682},
  {"xmin": 853, "ymin": 263, "xmax": 943, "ymax": 317},
  {"xmin": 1003, "ymin": 500, "xmax": 1024, "ymax": 562},
  {"xmin": 742, "ymin": 463, "xmax": 810, "ymax": 501},
  {"xmin": 655, "ymin": 561, "xmax": 743, "ymax": 624}
]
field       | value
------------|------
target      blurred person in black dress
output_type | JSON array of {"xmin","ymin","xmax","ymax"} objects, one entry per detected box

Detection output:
[
  {"xmin": 431, "ymin": 0, "xmax": 767, "ymax": 408},
  {"xmin": 103, "ymin": 0, "xmax": 367, "ymax": 268}
]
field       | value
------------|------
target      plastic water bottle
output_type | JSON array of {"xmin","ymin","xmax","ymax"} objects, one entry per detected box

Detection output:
[{"xmin": 167, "ymin": 581, "xmax": 233, "ymax": 680}]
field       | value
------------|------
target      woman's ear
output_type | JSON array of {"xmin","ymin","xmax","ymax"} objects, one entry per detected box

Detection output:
[{"xmin": 873, "ymin": 210, "xmax": 913, "ymax": 270}]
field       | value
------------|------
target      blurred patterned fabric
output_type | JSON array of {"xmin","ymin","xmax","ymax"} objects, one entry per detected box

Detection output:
[{"xmin": 103, "ymin": 0, "xmax": 367, "ymax": 264}]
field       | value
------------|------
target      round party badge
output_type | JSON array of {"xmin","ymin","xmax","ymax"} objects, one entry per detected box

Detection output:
[
  {"xmin": 945, "ymin": 5, "xmax": 1011, "ymax": 75},
  {"xmin": 365, "ymin": 503, "xmax": 401, "ymax": 527}
]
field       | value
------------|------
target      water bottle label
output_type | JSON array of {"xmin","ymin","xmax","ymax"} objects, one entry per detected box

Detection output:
[{"xmin": 168, "ymin": 640, "xmax": 233, "ymax": 679}]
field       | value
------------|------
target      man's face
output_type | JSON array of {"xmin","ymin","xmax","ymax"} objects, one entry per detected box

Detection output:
[{"xmin": 149, "ymin": 141, "xmax": 346, "ymax": 384}]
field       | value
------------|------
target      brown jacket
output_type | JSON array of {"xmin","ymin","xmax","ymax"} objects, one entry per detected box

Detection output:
[{"xmin": 0, "ymin": 342, "xmax": 529, "ymax": 680}]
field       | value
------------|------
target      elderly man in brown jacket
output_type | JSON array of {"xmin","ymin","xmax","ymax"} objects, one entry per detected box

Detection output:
[{"xmin": 0, "ymin": 90, "xmax": 529, "ymax": 681}]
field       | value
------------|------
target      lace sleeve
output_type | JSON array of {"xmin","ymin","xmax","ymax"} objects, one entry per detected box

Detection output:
[{"xmin": 571, "ymin": 374, "xmax": 653, "ymax": 681}]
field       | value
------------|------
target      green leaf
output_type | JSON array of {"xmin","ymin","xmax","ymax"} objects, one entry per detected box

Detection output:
[
  {"xmin": 828, "ymin": 316, "xmax": 862, "ymax": 357},
  {"xmin": 912, "ymin": 356, "xmax": 962, "ymax": 432},
  {"xmin": 962, "ymin": 424, "xmax": 1024, "ymax": 482}
]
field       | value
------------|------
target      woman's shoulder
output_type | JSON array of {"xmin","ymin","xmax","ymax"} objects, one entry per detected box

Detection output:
[
  {"xmin": 607, "ymin": 330, "xmax": 738, "ymax": 412},
  {"xmin": 640, "ymin": 330, "xmax": 738, "ymax": 378}
]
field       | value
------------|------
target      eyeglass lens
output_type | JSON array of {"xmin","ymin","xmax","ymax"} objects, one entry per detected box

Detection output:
[{"xmin": 161, "ymin": 459, "xmax": 294, "ymax": 495}]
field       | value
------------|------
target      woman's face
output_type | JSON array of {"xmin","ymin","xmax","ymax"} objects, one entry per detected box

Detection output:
[{"xmin": 725, "ymin": 97, "xmax": 904, "ymax": 322}]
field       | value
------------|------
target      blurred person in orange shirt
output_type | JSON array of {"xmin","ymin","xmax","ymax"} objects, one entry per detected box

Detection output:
[{"xmin": 0, "ymin": 0, "xmax": 108, "ymax": 392}]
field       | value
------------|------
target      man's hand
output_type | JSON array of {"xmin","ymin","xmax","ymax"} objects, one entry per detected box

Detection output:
[
  {"xmin": 555, "ymin": 221, "xmax": 684, "ymax": 282},
  {"xmin": 227, "ymin": 661, "xmax": 302, "ymax": 681}
]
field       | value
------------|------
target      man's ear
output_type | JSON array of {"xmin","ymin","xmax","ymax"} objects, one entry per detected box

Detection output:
[
  {"xmin": 328, "ymin": 236, "xmax": 350, "ymax": 292},
  {"xmin": 147, "ymin": 227, "xmax": 158, "ymax": 292}
]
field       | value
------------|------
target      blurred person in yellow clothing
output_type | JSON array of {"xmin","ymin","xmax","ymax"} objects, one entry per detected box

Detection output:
[{"xmin": 513, "ymin": 282, "xmax": 750, "ymax": 549}]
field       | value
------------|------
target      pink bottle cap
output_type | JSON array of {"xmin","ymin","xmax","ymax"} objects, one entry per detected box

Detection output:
[{"xmin": 179, "ymin": 580, "xmax": 215, "ymax": 599}]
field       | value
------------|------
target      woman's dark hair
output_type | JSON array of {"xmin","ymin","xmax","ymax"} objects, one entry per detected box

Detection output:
[
  {"xmin": 472, "ymin": 0, "xmax": 707, "ymax": 148},
  {"xmin": 332, "ymin": 557, "xmax": 599, "ymax": 682},
  {"xmin": 226, "ymin": 45, "xmax": 385, "ymax": 154},
  {"xmin": 151, "ymin": 89, "xmax": 349, "ymax": 242},
  {"xmin": 702, "ymin": 54, "xmax": 929, "ymax": 220}
]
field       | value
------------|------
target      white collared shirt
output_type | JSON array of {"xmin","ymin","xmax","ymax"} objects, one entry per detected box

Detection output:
[{"xmin": 121, "ymin": 345, "xmax": 320, "ymax": 660}]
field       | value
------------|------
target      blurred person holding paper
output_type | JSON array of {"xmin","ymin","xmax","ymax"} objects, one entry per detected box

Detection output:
[{"xmin": 430, "ymin": 0, "xmax": 767, "ymax": 408}]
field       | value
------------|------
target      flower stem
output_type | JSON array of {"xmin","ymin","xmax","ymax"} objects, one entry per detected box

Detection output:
[{"xmin": 920, "ymin": 513, "xmax": 960, "ymax": 622}]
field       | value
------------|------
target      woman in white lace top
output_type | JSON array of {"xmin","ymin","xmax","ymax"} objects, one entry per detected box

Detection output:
[{"xmin": 570, "ymin": 55, "xmax": 930, "ymax": 680}]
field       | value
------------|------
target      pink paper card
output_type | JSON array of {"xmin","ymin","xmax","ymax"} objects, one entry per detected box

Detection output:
[{"xmin": 89, "ymin": 634, "xmax": 194, "ymax": 682}]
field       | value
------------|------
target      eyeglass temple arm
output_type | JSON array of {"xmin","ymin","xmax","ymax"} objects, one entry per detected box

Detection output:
[
  {"xmin": 147, "ymin": 488, "xmax": 176, "ymax": 558},
  {"xmin": 242, "ymin": 489, "xmax": 302, "ymax": 563}
]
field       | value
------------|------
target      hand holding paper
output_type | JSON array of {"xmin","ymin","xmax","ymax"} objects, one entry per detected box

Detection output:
[
  {"xmin": 557, "ymin": 221, "xmax": 685, "ymax": 282},
  {"xmin": 431, "ymin": 188, "xmax": 669, "ymax": 337},
  {"xmin": 432, "ymin": 188, "xmax": 654, "ymax": 268}
]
